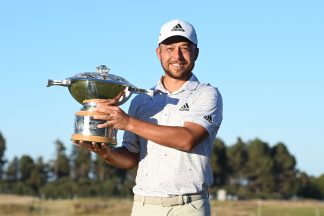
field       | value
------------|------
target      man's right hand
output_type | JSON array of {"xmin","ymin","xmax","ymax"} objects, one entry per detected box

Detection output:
[
  {"xmin": 72, "ymin": 140, "xmax": 112, "ymax": 161},
  {"xmin": 72, "ymin": 140, "xmax": 139, "ymax": 169}
]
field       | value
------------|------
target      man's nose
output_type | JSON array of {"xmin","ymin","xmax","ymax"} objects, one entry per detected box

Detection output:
[{"xmin": 172, "ymin": 48, "xmax": 184, "ymax": 60}]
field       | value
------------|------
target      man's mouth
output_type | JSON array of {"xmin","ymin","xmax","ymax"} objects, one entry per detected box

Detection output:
[{"xmin": 170, "ymin": 62, "xmax": 185, "ymax": 67}]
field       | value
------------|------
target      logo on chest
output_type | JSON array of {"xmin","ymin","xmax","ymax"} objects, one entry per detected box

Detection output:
[{"xmin": 179, "ymin": 103, "xmax": 190, "ymax": 111}]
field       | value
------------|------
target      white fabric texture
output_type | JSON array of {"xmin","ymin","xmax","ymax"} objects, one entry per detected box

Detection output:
[{"xmin": 122, "ymin": 74, "xmax": 223, "ymax": 197}]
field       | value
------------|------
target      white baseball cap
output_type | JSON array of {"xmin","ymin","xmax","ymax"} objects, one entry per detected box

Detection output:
[{"xmin": 158, "ymin": 19, "xmax": 198, "ymax": 45}]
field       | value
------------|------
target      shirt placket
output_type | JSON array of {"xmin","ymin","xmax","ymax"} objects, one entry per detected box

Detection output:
[{"xmin": 160, "ymin": 94, "xmax": 171, "ymax": 125}]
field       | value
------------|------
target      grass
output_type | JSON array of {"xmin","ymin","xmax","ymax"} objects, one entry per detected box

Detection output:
[
  {"xmin": 0, "ymin": 194, "xmax": 323, "ymax": 216},
  {"xmin": 212, "ymin": 200, "xmax": 324, "ymax": 216}
]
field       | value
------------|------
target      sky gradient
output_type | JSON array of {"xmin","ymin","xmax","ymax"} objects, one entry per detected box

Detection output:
[{"xmin": 1, "ymin": 0, "xmax": 323, "ymax": 176}]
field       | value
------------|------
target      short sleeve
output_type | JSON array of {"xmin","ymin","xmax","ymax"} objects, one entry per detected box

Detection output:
[
  {"xmin": 121, "ymin": 96, "xmax": 143, "ymax": 153},
  {"xmin": 183, "ymin": 85, "xmax": 223, "ymax": 135},
  {"xmin": 122, "ymin": 131, "xmax": 140, "ymax": 153}
]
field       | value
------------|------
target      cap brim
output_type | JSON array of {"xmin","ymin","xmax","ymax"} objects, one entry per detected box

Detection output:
[{"xmin": 159, "ymin": 35, "xmax": 196, "ymax": 45}]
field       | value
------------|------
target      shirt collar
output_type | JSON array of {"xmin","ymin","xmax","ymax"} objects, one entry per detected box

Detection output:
[{"xmin": 154, "ymin": 73, "xmax": 200, "ymax": 95}]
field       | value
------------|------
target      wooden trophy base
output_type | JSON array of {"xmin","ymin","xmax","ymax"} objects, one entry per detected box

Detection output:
[
  {"xmin": 71, "ymin": 134, "xmax": 117, "ymax": 145},
  {"xmin": 72, "ymin": 99, "xmax": 118, "ymax": 147}
]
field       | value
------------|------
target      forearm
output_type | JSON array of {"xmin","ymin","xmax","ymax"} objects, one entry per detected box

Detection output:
[
  {"xmin": 92, "ymin": 102, "xmax": 208, "ymax": 152},
  {"xmin": 127, "ymin": 117, "xmax": 207, "ymax": 152},
  {"xmin": 103, "ymin": 146, "xmax": 139, "ymax": 169}
]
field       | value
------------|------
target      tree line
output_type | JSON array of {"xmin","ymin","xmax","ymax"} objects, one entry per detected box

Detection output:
[{"xmin": 0, "ymin": 132, "xmax": 323, "ymax": 199}]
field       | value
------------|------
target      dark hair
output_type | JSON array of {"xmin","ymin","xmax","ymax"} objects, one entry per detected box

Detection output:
[{"xmin": 160, "ymin": 36, "xmax": 196, "ymax": 47}]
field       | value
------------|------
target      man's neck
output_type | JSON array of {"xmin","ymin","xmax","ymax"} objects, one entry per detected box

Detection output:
[{"xmin": 162, "ymin": 74, "xmax": 191, "ymax": 93}]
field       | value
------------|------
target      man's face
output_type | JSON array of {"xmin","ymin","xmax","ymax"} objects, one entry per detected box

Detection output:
[{"xmin": 156, "ymin": 37, "xmax": 199, "ymax": 81}]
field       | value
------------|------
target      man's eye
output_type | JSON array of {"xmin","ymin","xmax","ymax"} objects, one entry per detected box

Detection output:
[{"xmin": 181, "ymin": 47, "xmax": 190, "ymax": 52}]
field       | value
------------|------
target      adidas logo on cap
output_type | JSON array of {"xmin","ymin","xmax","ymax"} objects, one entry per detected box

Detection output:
[
  {"xmin": 171, "ymin": 24, "xmax": 185, "ymax": 32},
  {"xmin": 158, "ymin": 19, "xmax": 198, "ymax": 45}
]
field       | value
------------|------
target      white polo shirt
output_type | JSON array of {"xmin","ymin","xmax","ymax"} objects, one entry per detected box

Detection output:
[{"xmin": 122, "ymin": 74, "xmax": 223, "ymax": 197}]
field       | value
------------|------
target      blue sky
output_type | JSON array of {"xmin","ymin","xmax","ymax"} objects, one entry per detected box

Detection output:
[{"xmin": 1, "ymin": 1, "xmax": 323, "ymax": 176}]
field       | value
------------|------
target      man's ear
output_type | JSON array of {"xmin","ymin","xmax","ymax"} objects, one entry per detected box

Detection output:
[
  {"xmin": 194, "ymin": 47, "xmax": 199, "ymax": 61},
  {"xmin": 156, "ymin": 47, "xmax": 161, "ymax": 60}
]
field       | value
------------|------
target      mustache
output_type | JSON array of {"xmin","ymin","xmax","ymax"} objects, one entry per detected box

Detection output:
[{"xmin": 169, "ymin": 60, "xmax": 187, "ymax": 65}]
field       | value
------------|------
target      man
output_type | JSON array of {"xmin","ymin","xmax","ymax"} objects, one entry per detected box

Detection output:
[{"xmin": 76, "ymin": 19, "xmax": 223, "ymax": 216}]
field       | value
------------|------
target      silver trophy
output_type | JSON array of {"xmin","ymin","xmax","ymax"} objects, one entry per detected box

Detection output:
[{"xmin": 47, "ymin": 65, "xmax": 147, "ymax": 146}]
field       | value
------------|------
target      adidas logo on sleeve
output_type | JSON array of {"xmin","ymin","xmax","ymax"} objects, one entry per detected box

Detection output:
[
  {"xmin": 204, "ymin": 115, "xmax": 213, "ymax": 124},
  {"xmin": 179, "ymin": 103, "xmax": 190, "ymax": 111}
]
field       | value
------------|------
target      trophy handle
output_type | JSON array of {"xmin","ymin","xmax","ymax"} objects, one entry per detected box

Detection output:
[
  {"xmin": 47, "ymin": 79, "xmax": 71, "ymax": 87},
  {"xmin": 128, "ymin": 86, "xmax": 153, "ymax": 96}
]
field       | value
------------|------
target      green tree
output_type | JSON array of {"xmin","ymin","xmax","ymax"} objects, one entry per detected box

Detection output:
[
  {"xmin": 71, "ymin": 145, "xmax": 91, "ymax": 181},
  {"xmin": 0, "ymin": 132, "xmax": 6, "ymax": 180},
  {"xmin": 19, "ymin": 155, "xmax": 34, "ymax": 181},
  {"xmin": 119, "ymin": 167, "xmax": 137, "ymax": 197},
  {"xmin": 54, "ymin": 140, "xmax": 70, "ymax": 179},
  {"xmin": 6, "ymin": 156, "xmax": 19, "ymax": 182},
  {"xmin": 93, "ymin": 154, "xmax": 135, "ymax": 197},
  {"xmin": 211, "ymin": 138, "xmax": 228, "ymax": 186},
  {"xmin": 41, "ymin": 177, "xmax": 77, "ymax": 199},
  {"xmin": 271, "ymin": 142, "xmax": 297, "ymax": 198},
  {"xmin": 245, "ymin": 139, "xmax": 274, "ymax": 198},
  {"xmin": 93, "ymin": 155, "xmax": 110, "ymax": 181},
  {"xmin": 314, "ymin": 174, "xmax": 324, "ymax": 199},
  {"xmin": 296, "ymin": 172, "xmax": 322, "ymax": 199},
  {"xmin": 226, "ymin": 138, "xmax": 249, "ymax": 198},
  {"xmin": 28, "ymin": 157, "xmax": 49, "ymax": 194},
  {"xmin": 227, "ymin": 138, "xmax": 248, "ymax": 180},
  {"xmin": 14, "ymin": 155, "xmax": 36, "ymax": 195}
]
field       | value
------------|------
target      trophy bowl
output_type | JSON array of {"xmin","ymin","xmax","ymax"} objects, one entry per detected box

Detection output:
[{"xmin": 47, "ymin": 65, "xmax": 147, "ymax": 146}]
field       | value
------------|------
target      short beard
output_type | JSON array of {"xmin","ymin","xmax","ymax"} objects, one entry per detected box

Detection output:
[{"xmin": 161, "ymin": 63, "xmax": 195, "ymax": 81}]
